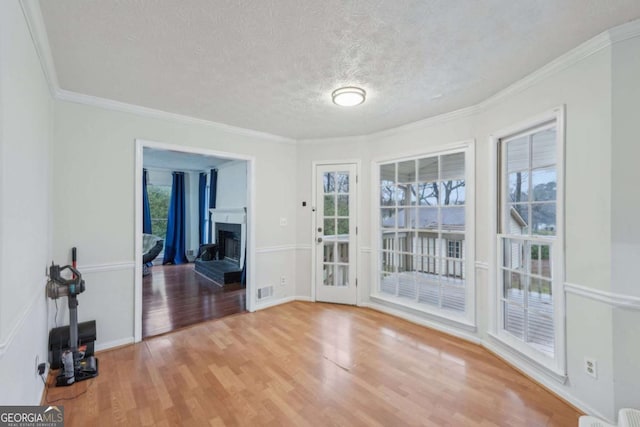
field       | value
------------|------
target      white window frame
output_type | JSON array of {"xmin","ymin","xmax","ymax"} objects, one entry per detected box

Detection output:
[
  {"xmin": 488, "ymin": 107, "xmax": 566, "ymax": 378},
  {"xmin": 371, "ymin": 142, "xmax": 475, "ymax": 329}
]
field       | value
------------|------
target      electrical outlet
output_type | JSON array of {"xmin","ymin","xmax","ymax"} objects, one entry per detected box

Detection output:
[
  {"xmin": 280, "ymin": 276, "xmax": 286, "ymax": 287},
  {"xmin": 35, "ymin": 355, "xmax": 46, "ymax": 376},
  {"xmin": 584, "ymin": 357, "xmax": 597, "ymax": 378}
]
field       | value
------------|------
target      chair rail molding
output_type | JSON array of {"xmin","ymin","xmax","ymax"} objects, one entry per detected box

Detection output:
[{"xmin": 564, "ymin": 282, "xmax": 640, "ymax": 310}]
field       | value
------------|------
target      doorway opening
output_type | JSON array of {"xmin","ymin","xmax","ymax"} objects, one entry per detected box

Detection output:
[{"xmin": 134, "ymin": 140, "xmax": 255, "ymax": 341}]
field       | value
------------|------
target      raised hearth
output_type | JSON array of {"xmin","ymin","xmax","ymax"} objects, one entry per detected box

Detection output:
[{"xmin": 195, "ymin": 259, "xmax": 242, "ymax": 285}]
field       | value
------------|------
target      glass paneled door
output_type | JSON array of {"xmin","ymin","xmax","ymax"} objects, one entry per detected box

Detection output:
[{"xmin": 315, "ymin": 164, "xmax": 357, "ymax": 305}]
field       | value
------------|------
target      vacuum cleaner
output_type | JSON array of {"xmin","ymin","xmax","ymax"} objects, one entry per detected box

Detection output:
[{"xmin": 46, "ymin": 253, "xmax": 98, "ymax": 386}]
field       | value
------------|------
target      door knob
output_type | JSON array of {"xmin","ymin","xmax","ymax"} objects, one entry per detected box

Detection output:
[{"xmin": 317, "ymin": 237, "xmax": 323, "ymax": 243}]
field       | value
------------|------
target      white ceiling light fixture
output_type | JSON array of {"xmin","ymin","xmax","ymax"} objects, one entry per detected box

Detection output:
[{"xmin": 332, "ymin": 86, "xmax": 366, "ymax": 107}]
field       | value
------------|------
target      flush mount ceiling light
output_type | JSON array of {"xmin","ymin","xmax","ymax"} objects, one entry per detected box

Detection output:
[{"xmin": 332, "ymin": 86, "xmax": 366, "ymax": 107}]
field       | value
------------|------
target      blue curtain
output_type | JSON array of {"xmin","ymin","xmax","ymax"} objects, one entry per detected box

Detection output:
[
  {"xmin": 142, "ymin": 169, "xmax": 152, "ymax": 234},
  {"xmin": 208, "ymin": 169, "xmax": 218, "ymax": 242},
  {"xmin": 198, "ymin": 172, "xmax": 207, "ymax": 245},
  {"xmin": 163, "ymin": 172, "xmax": 188, "ymax": 265}
]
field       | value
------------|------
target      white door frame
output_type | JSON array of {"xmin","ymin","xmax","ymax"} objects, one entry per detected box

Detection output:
[
  {"xmin": 134, "ymin": 138, "xmax": 256, "ymax": 342},
  {"xmin": 311, "ymin": 160, "xmax": 360, "ymax": 304}
]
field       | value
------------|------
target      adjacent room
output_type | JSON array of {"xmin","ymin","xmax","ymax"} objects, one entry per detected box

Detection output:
[
  {"xmin": 1, "ymin": 0, "xmax": 639, "ymax": 426},
  {"xmin": 141, "ymin": 147, "xmax": 248, "ymax": 338}
]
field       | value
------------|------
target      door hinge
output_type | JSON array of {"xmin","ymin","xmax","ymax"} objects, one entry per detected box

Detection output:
[
  {"xmin": 356, "ymin": 175, "xmax": 358, "ymax": 184},
  {"xmin": 356, "ymin": 278, "xmax": 358, "ymax": 287},
  {"xmin": 356, "ymin": 226, "xmax": 358, "ymax": 235}
]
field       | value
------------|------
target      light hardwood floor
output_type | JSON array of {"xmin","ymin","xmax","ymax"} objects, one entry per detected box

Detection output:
[{"xmin": 44, "ymin": 302, "xmax": 582, "ymax": 426}]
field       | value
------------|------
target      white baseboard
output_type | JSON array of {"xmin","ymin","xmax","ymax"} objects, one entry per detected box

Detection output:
[
  {"xmin": 95, "ymin": 337, "xmax": 134, "ymax": 352},
  {"xmin": 482, "ymin": 340, "xmax": 613, "ymax": 424},
  {"xmin": 294, "ymin": 295, "xmax": 314, "ymax": 302},
  {"xmin": 254, "ymin": 296, "xmax": 296, "ymax": 311}
]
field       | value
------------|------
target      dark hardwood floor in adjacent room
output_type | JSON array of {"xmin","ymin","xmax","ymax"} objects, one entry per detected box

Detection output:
[
  {"xmin": 142, "ymin": 263, "xmax": 246, "ymax": 338},
  {"xmin": 45, "ymin": 302, "xmax": 582, "ymax": 426}
]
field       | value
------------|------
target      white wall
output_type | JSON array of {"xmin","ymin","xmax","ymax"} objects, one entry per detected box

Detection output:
[
  {"xmin": 611, "ymin": 35, "xmax": 640, "ymax": 412},
  {"xmin": 52, "ymin": 101, "xmax": 299, "ymax": 348},
  {"xmin": 295, "ymin": 30, "xmax": 640, "ymax": 420},
  {"xmin": 0, "ymin": 0, "xmax": 53, "ymax": 404},
  {"xmin": 216, "ymin": 160, "xmax": 247, "ymax": 209}
]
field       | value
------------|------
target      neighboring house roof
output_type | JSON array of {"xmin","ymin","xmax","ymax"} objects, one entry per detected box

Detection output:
[
  {"xmin": 381, "ymin": 207, "xmax": 465, "ymax": 231},
  {"xmin": 510, "ymin": 207, "xmax": 527, "ymax": 228}
]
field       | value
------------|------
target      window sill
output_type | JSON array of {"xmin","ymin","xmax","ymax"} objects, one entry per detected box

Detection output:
[
  {"xmin": 369, "ymin": 293, "xmax": 476, "ymax": 332},
  {"xmin": 486, "ymin": 332, "xmax": 567, "ymax": 384}
]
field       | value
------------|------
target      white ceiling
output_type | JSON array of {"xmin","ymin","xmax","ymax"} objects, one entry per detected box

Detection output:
[
  {"xmin": 143, "ymin": 147, "xmax": 231, "ymax": 171},
  {"xmin": 39, "ymin": 0, "xmax": 640, "ymax": 140}
]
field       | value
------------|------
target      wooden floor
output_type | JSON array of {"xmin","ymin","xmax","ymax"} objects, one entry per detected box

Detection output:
[
  {"xmin": 143, "ymin": 264, "xmax": 246, "ymax": 338},
  {"xmin": 44, "ymin": 302, "xmax": 581, "ymax": 426}
]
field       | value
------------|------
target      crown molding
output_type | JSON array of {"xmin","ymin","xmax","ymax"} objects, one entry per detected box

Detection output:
[
  {"xmin": 476, "ymin": 32, "xmax": 612, "ymax": 113},
  {"xmin": 19, "ymin": 0, "xmax": 640, "ymax": 145},
  {"xmin": 367, "ymin": 104, "xmax": 480, "ymax": 142},
  {"xmin": 55, "ymin": 88, "xmax": 297, "ymax": 144},
  {"xmin": 19, "ymin": 0, "xmax": 296, "ymax": 145},
  {"xmin": 608, "ymin": 18, "xmax": 640, "ymax": 44},
  {"xmin": 19, "ymin": 0, "xmax": 59, "ymax": 96}
]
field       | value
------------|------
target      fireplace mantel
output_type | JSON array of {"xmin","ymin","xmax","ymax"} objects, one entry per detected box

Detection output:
[{"xmin": 210, "ymin": 207, "xmax": 246, "ymax": 225}]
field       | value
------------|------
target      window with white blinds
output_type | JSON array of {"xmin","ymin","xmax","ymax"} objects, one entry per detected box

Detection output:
[
  {"xmin": 377, "ymin": 149, "xmax": 472, "ymax": 318},
  {"xmin": 496, "ymin": 114, "xmax": 565, "ymax": 372}
]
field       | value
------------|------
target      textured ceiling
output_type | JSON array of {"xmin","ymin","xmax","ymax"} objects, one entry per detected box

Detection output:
[{"xmin": 39, "ymin": 0, "xmax": 640, "ymax": 139}]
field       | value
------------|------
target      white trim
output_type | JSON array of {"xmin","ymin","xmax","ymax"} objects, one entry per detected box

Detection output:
[
  {"xmin": 303, "ymin": 20, "xmax": 640, "ymax": 144},
  {"xmin": 481, "ymin": 339, "xmax": 613, "ymax": 424},
  {"xmin": 19, "ymin": 2, "xmax": 294, "ymax": 144},
  {"xmin": 564, "ymin": 282, "xmax": 640, "ymax": 310},
  {"xmin": 78, "ymin": 262, "xmax": 135, "ymax": 274},
  {"xmin": 95, "ymin": 337, "xmax": 135, "ymax": 352},
  {"xmin": 311, "ymin": 160, "xmax": 361, "ymax": 306},
  {"xmin": 486, "ymin": 333, "xmax": 566, "ymax": 382},
  {"xmin": 362, "ymin": 301, "xmax": 480, "ymax": 344},
  {"xmin": 55, "ymin": 89, "xmax": 296, "ymax": 144},
  {"xmin": 0, "ymin": 281, "xmax": 45, "ymax": 357},
  {"xmin": 476, "ymin": 34, "xmax": 611, "ymax": 113},
  {"xmin": 609, "ymin": 19, "xmax": 640, "ymax": 44},
  {"xmin": 295, "ymin": 295, "xmax": 314, "ymax": 302},
  {"xmin": 297, "ymin": 244, "xmax": 312, "ymax": 251},
  {"xmin": 19, "ymin": 0, "xmax": 60, "ymax": 96},
  {"xmin": 360, "ymin": 246, "xmax": 372, "ymax": 253},
  {"xmin": 475, "ymin": 261, "xmax": 489, "ymax": 270},
  {"xmin": 18, "ymin": 2, "xmax": 640, "ymax": 145},
  {"xmin": 368, "ymin": 295, "xmax": 477, "ymax": 332},
  {"xmin": 254, "ymin": 296, "xmax": 296, "ymax": 311},
  {"xmin": 371, "ymin": 140, "xmax": 472, "ymax": 164},
  {"xmin": 364, "ymin": 106, "xmax": 480, "ymax": 142},
  {"xmin": 210, "ymin": 207, "xmax": 247, "ymax": 217},
  {"xmin": 256, "ymin": 244, "xmax": 299, "ymax": 253},
  {"xmin": 370, "ymin": 141, "xmax": 476, "ymax": 327},
  {"xmin": 134, "ymin": 139, "xmax": 257, "ymax": 342},
  {"xmin": 488, "ymin": 106, "xmax": 567, "ymax": 376}
]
